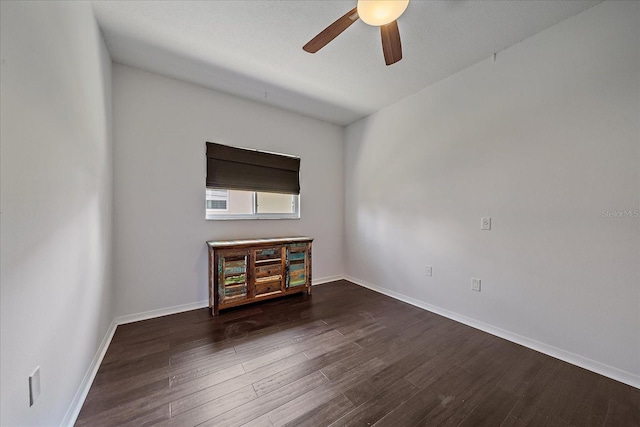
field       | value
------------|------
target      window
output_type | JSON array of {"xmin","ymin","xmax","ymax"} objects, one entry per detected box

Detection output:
[
  {"xmin": 206, "ymin": 189, "xmax": 299, "ymax": 220},
  {"xmin": 205, "ymin": 142, "xmax": 301, "ymax": 220}
]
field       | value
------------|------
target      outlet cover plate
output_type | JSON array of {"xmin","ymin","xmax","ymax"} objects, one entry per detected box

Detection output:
[
  {"xmin": 29, "ymin": 366, "xmax": 41, "ymax": 406},
  {"xmin": 426, "ymin": 266, "xmax": 432, "ymax": 277},
  {"xmin": 481, "ymin": 217, "xmax": 491, "ymax": 230}
]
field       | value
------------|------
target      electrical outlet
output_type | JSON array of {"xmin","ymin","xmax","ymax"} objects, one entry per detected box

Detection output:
[
  {"xmin": 481, "ymin": 217, "xmax": 491, "ymax": 230},
  {"xmin": 425, "ymin": 266, "xmax": 432, "ymax": 277},
  {"xmin": 471, "ymin": 278, "xmax": 481, "ymax": 292},
  {"xmin": 29, "ymin": 367, "xmax": 41, "ymax": 406}
]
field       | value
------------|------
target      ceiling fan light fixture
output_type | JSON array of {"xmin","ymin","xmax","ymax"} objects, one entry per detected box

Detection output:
[{"xmin": 356, "ymin": 0, "xmax": 409, "ymax": 27}]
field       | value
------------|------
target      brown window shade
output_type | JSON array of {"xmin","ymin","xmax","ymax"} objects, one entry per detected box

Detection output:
[{"xmin": 206, "ymin": 142, "xmax": 300, "ymax": 195}]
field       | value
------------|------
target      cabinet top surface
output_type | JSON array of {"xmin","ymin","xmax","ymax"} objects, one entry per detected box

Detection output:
[{"xmin": 207, "ymin": 236, "xmax": 313, "ymax": 248}]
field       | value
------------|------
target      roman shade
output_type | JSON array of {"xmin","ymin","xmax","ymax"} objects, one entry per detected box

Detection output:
[{"xmin": 206, "ymin": 142, "xmax": 300, "ymax": 194}]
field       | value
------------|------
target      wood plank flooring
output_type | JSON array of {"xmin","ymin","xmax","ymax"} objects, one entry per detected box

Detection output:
[{"xmin": 75, "ymin": 280, "xmax": 639, "ymax": 426}]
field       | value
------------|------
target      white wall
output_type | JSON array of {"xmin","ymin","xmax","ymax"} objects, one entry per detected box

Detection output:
[
  {"xmin": 345, "ymin": 1, "xmax": 639, "ymax": 385},
  {"xmin": 0, "ymin": 2, "xmax": 113, "ymax": 426},
  {"xmin": 113, "ymin": 64, "xmax": 344, "ymax": 317}
]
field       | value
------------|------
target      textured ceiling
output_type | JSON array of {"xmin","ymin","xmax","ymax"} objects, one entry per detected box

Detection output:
[{"xmin": 92, "ymin": 0, "xmax": 601, "ymax": 126}]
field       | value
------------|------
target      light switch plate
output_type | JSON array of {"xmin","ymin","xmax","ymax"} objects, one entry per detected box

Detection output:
[{"xmin": 471, "ymin": 278, "xmax": 481, "ymax": 292}]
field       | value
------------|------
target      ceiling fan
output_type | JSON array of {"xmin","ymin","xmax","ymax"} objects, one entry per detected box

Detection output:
[{"xmin": 303, "ymin": 0, "xmax": 410, "ymax": 66}]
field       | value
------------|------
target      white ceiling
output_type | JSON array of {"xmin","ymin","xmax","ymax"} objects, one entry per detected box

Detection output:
[{"xmin": 92, "ymin": 0, "xmax": 601, "ymax": 126}]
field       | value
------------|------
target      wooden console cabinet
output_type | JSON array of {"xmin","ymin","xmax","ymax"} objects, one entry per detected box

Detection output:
[{"xmin": 207, "ymin": 237, "xmax": 313, "ymax": 315}]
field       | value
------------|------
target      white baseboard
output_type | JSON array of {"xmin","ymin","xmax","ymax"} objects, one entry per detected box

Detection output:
[
  {"xmin": 110, "ymin": 278, "xmax": 346, "ymax": 327},
  {"xmin": 344, "ymin": 275, "xmax": 640, "ymax": 389},
  {"xmin": 115, "ymin": 300, "xmax": 209, "ymax": 325},
  {"xmin": 312, "ymin": 275, "xmax": 344, "ymax": 286},
  {"xmin": 61, "ymin": 318, "xmax": 118, "ymax": 427}
]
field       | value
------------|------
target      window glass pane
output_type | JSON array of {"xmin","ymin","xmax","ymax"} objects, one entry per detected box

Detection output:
[
  {"xmin": 206, "ymin": 189, "xmax": 254, "ymax": 215},
  {"xmin": 256, "ymin": 192, "xmax": 295, "ymax": 214},
  {"xmin": 226, "ymin": 189, "xmax": 254, "ymax": 215}
]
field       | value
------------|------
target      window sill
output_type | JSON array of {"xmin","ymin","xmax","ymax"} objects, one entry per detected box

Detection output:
[{"xmin": 206, "ymin": 214, "xmax": 301, "ymax": 221}]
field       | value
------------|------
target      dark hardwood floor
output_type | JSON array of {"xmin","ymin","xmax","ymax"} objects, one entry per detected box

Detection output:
[{"xmin": 76, "ymin": 280, "xmax": 639, "ymax": 426}]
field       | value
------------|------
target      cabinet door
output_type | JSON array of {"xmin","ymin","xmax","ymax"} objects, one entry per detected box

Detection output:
[
  {"xmin": 286, "ymin": 244, "xmax": 309, "ymax": 288},
  {"xmin": 252, "ymin": 246, "xmax": 284, "ymax": 297},
  {"xmin": 218, "ymin": 250, "xmax": 249, "ymax": 304}
]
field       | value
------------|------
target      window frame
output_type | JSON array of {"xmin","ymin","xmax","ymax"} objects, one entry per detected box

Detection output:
[{"xmin": 205, "ymin": 190, "xmax": 300, "ymax": 221}]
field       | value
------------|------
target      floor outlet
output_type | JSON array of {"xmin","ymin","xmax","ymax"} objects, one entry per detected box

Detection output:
[
  {"xmin": 471, "ymin": 278, "xmax": 481, "ymax": 292},
  {"xmin": 29, "ymin": 367, "xmax": 41, "ymax": 406}
]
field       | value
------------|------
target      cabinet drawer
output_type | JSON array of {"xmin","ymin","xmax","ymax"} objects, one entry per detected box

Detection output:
[
  {"xmin": 254, "ymin": 247, "xmax": 282, "ymax": 262},
  {"xmin": 255, "ymin": 263, "xmax": 283, "ymax": 279},
  {"xmin": 255, "ymin": 280, "xmax": 282, "ymax": 296}
]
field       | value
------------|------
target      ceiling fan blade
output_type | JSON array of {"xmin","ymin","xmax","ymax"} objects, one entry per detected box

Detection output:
[
  {"xmin": 380, "ymin": 20, "xmax": 402, "ymax": 65},
  {"xmin": 303, "ymin": 7, "xmax": 359, "ymax": 53}
]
